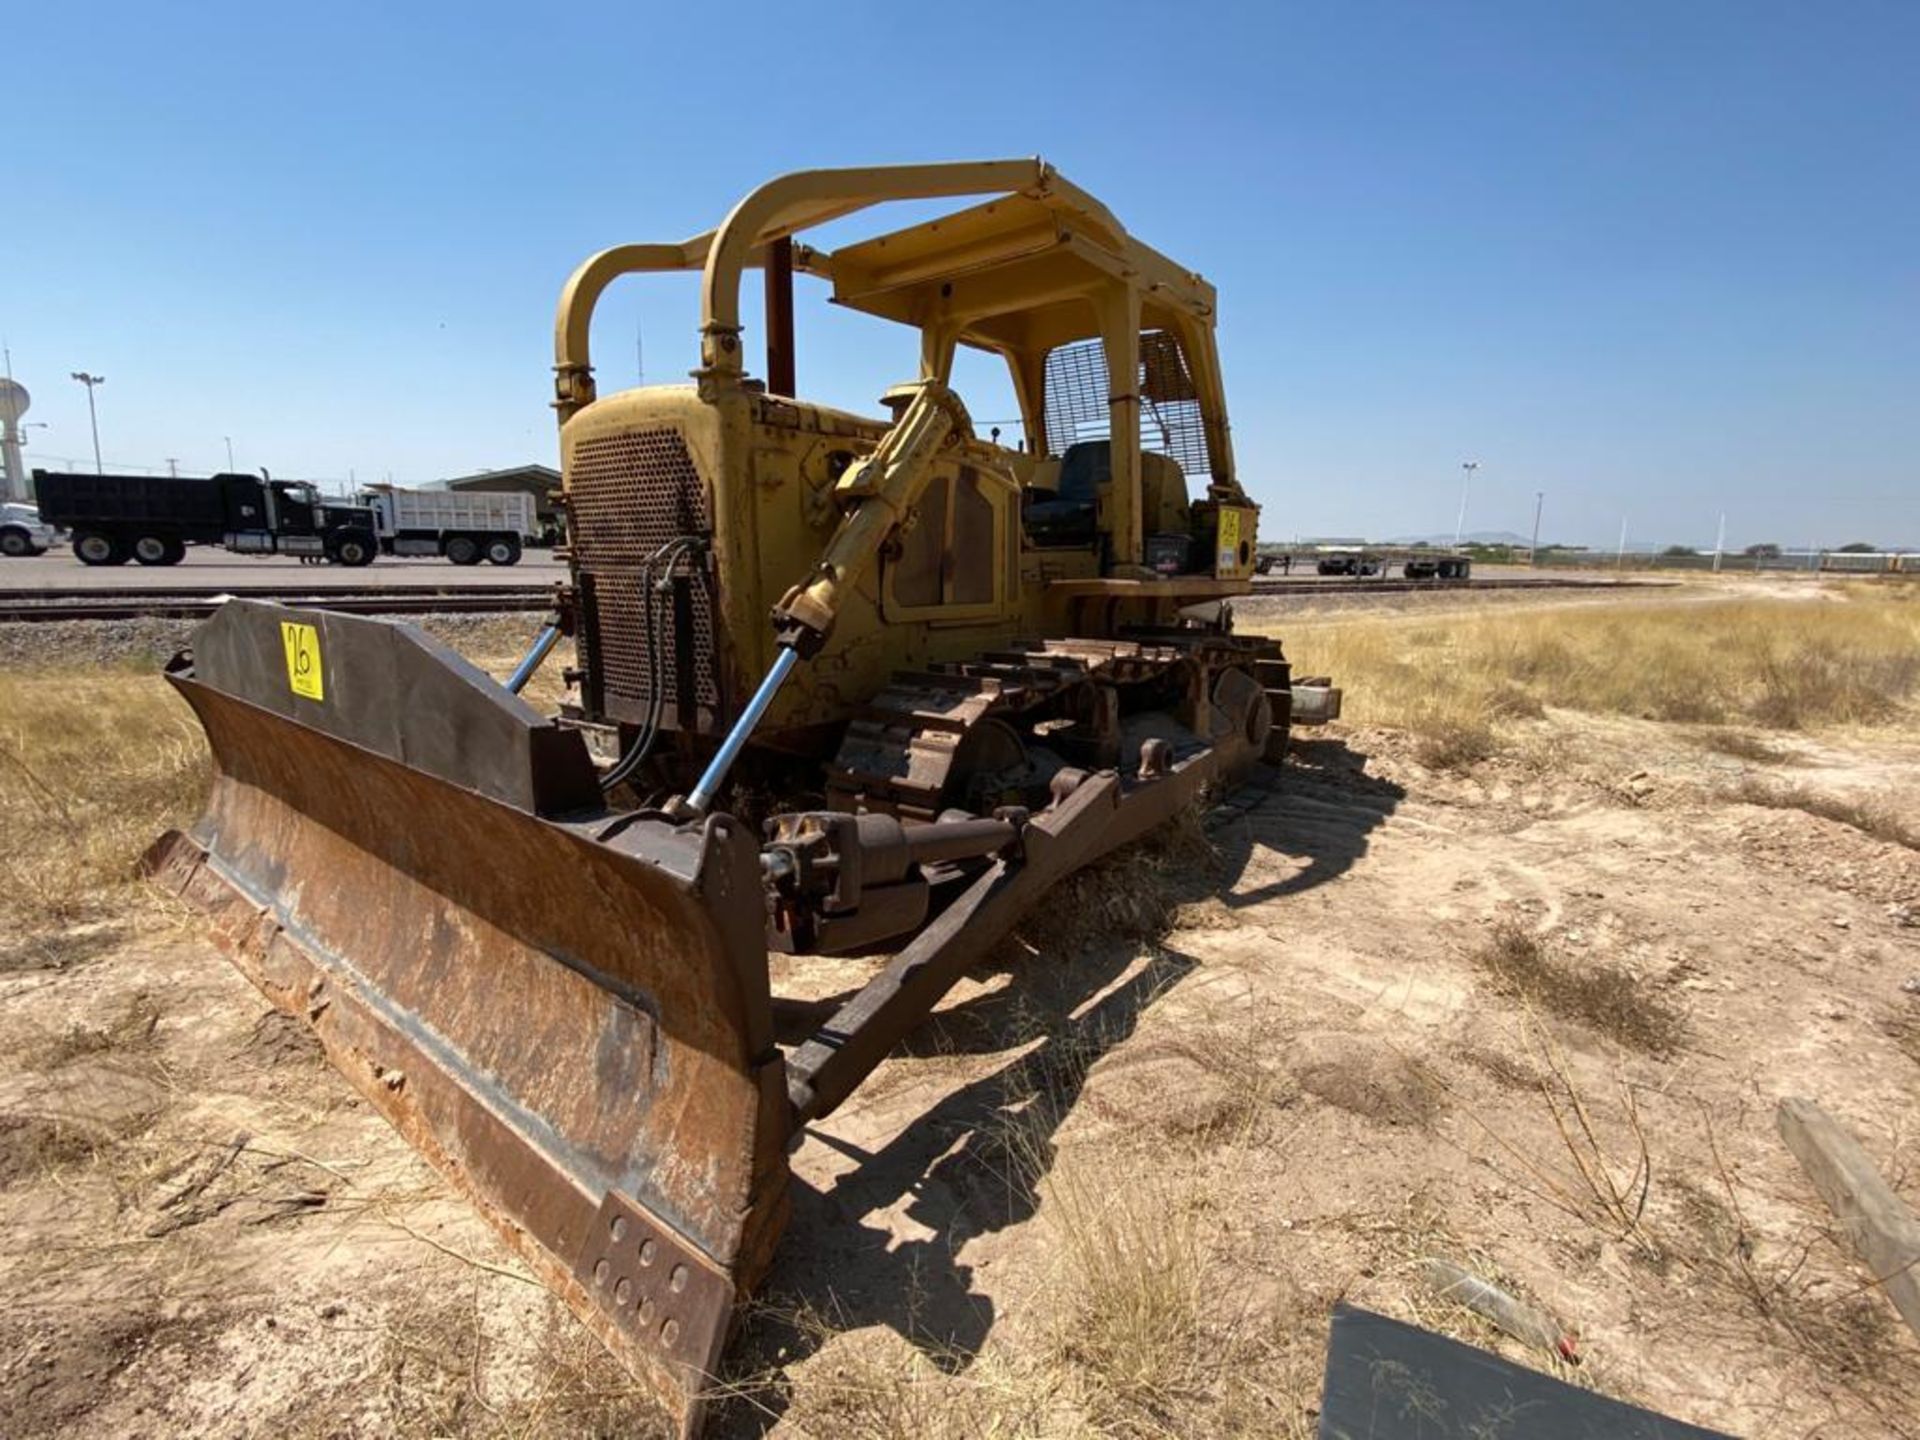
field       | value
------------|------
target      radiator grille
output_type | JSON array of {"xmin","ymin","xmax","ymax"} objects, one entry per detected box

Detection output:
[{"xmin": 567, "ymin": 428, "xmax": 722, "ymax": 728}]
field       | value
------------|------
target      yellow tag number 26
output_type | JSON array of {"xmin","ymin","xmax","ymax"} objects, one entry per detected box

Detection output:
[{"xmin": 281, "ymin": 621, "xmax": 325, "ymax": 701}]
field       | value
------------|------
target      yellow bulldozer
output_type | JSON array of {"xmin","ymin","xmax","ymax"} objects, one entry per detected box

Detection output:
[{"xmin": 146, "ymin": 159, "xmax": 1333, "ymax": 1434}]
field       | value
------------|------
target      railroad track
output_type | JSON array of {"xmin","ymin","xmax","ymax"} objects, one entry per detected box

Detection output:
[
  {"xmin": 0, "ymin": 586, "xmax": 555, "ymax": 623},
  {"xmin": 0, "ymin": 573, "xmax": 1662, "ymax": 623},
  {"xmin": 1248, "ymin": 575, "xmax": 1671, "ymax": 596}
]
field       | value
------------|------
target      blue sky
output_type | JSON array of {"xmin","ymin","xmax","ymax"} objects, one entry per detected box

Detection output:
[{"xmin": 5, "ymin": 1, "xmax": 1914, "ymax": 548}]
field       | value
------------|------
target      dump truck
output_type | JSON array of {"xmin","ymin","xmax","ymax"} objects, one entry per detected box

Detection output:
[
  {"xmin": 32, "ymin": 469, "xmax": 378, "ymax": 565},
  {"xmin": 359, "ymin": 484, "xmax": 537, "ymax": 564},
  {"xmin": 146, "ymin": 159, "xmax": 1338, "ymax": 1435}
]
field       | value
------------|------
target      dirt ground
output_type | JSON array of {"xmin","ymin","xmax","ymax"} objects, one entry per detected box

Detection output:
[{"xmin": 2, "ymin": 591, "xmax": 1917, "ymax": 1437}]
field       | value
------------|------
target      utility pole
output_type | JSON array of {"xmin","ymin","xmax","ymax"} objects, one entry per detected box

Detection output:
[
  {"xmin": 165, "ymin": 457, "xmax": 180, "ymax": 477},
  {"xmin": 223, "ymin": 435, "xmax": 236, "ymax": 471},
  {"xmin": 1453, "ymin": 460, "xmax": 1479, "ymax": 549},
  {"xmin": 70, "ymin": 372, "xmax": 105, "ymax": 473},
  {"xmin": 1712, "ymin": 512, "xmax": 1726, "ymax": 573},
  {"xmin": 1528, "ymin": 491, "xmax": 1544, "ymax": 568}
]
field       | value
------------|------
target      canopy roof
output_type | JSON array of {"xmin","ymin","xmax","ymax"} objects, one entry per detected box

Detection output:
[{"xmin": 802, "ymin": 190, "xmax": 1216, "ymax": 359}]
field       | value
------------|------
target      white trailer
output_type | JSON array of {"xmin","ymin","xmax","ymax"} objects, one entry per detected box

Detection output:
[{"xmin": 361, "ymin": 487, "xmax": 537, "ymax": 565}]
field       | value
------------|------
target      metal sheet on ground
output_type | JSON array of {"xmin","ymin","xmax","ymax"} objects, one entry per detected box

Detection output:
[{"xmin": 1318, "ymin": 1305, "xmax": 1735, "ymax": 1440}]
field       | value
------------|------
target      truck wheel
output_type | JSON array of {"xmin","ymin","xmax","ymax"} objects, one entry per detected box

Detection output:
[
  {"xmin": 133, "ymin": 534, "xmax": 177, "ymax": 566},
  {"xmin": 444, "ymin": 535, "xmax": 482, "ymax": 566},
  {"xmin": 484, "ymin": 536, "xmax": 522, "ymax": 566},
  {"xmin": 330, "ymin": 532, "xmax": 376, "ymax": 567},
  {"xmin": 75, "ymin": 531, "xmax": 128, "ymax": 566},
  {"xmin": 0, "ymin": 527, "xmax": 32, "ymax": 558}
]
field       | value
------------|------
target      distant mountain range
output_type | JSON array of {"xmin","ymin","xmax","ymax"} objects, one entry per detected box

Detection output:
[{"xmin": 1369, "ymin": 529, "xmax": 1915, "ymax": 553}]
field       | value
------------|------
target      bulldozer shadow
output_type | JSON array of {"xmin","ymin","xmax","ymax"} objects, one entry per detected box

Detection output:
[
  {"xmin": 714, "ymin": 736, "xmax": 1398, "ymax": 1430},
  {"xmin": 1211, "ymin": 735, "xmax": 1404, "ymax": 909},
  {"xmin": 716, "ymin": 945, "xmax": 1194, "ymax": 1433}
]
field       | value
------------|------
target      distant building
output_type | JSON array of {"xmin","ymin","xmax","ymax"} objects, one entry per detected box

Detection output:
[{"xmin": 435, "ymin": 465, "xmax": 563, "ymax": 538}]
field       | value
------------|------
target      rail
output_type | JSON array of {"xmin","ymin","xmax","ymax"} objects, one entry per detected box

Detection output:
[
  {"xmin": 0, "ymin": 586, "xmax": 554, "ymax": 623},
  {"xmin": 1247, "ymin": 575, "xmax": 1675, "ymax": 597}
]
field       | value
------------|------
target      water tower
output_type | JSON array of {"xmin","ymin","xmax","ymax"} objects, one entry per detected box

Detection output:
[{"xmin": 0, "ymin": 379, "xmax": 30, "ymax": 502}]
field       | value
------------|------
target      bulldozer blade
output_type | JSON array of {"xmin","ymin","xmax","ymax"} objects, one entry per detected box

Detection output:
[{"xmin": 144, "ymin": 601, "xmax": 790, "ymax": 1436}]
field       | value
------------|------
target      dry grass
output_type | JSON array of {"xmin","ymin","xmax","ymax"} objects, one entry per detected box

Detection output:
[
  {"xmin": 1265, "ymin": 590, "xmax": 1920, "ymax": 769},
  {"xmin": 283, "ymin": 1283, "xmax": 675, "ymax": 1440},
  {"xmin": 750, "ymin": 1308, "xmax": 1053, "ymax": 1440},
  {"xmin": 1473, "ymin": 922, "xmax": 1685, "ymax": 1054},
  {"xmin": 36, "ymin": 990, "xmax": 163, "ymax": 1068},
  {"xmin": 0, "ymin": 669, "xmax": 208, "ymax": 953},
  {"xmin": 1008, "ymin": 802, "xmax": 1219, "ymax": 956},
  {"xmin": 0, "ymin": 619, "xmax": 558, "ymax": 964},
  {"xmin": 976, "ymin": 1070, "xmax": 1293, "ymax": 1437},
  {"xmin": 1041, "ymin": 1161, "xmax": 1212, "ymax": 1426},
  {"xmin": 1446, "ymin": 1038, "xmax": 1920, "ymax": 1430},
  {"xmin": 1695, "ymin": 727, "xmax": 1798, "ymax": 764},
  {"xmin": 0, "ymin": 1114, "xmax": 114, "ymax": 1190},
  {"xmin": 1730, "ymin": 775, "xmax": 1920, "ymax": 851}
]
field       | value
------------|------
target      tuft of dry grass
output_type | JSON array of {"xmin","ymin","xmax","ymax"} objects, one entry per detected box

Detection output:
[
  {"xmin": 37, "ymin": 991, "xmax": 164, "ymax": 1068},
  {"xmin": 1008, "ymin": 801, "xmax": 1219, "ymax": 956},
  {"xmin": 0, "ymin": 1115, "xmax": 109, "ymax": 1190},
  {"xmin": 1264, "ymin": 591, "xmax": 1920, "ymax": 767},
  {"xmin": 1412, "ymin": 714, "xmax": 1497, "ymax": 773},
  {"xmin": 1042, "ymin": 1161, "xmax": 1210, "ymax": 1421},
  {"xmin": 0, "ymin": 669, "xmax": 209, "ymax": 953},
  {"xmin": 1695, "ymin": 726, "xmax": 1797, "ymax": 764},
  {"xmin": 1472, "ymin": 922, "xmax": 1685, "ymax": 1054},
  {"xmin": 1729, "ymin": 775, "xmax": 1919, "ymax": 851},
  {"xmin": 284, "ymin": 1282, "xmax": 676, "ymax": 1440}
]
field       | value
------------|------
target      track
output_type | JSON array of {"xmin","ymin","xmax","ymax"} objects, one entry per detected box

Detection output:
[
  {"xmin": 827, "ymin": 628, "xmax": 1289, "ymax": 819},
  {"xmin": 1248, "ymin": 574, "xmax": 1671, "ymax": 596},
  {"xmin": 0, "ymin": 585, "xmax": 555, "ymax": 623}
]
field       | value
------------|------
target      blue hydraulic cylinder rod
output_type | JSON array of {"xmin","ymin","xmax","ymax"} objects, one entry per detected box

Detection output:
[
  {"xmin": 686, "ymin": 644, "xmax": 800, "ymax": 814},
  {"xmin": 505, "ymin": 623, "xmax": 563, "ymax": 695}
]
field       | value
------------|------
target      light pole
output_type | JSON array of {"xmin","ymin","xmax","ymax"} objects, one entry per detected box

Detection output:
[
  {"xmin": 223, "ymin": 435, "xmax": 236, "ymax": 471},
  {"xmin": 1529, "ymin": 491, "xmax": 1544, "ymax": 568},
  {"xmin": 1453, "ymin": 461, "xmax": 1479, "ymax": 550},
  {"xmin": 70, "ymin": 372, "xmax": 105, "ymax": 473}
]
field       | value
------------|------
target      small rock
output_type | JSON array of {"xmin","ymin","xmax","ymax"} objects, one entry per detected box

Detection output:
[
  {"xmin": 1901, "ymin": 977, "xmax": 1920, "ymax": 997},
  {"xmin": 1831, "ymin": 917, "xmax": 1850, "ymax": 930}
]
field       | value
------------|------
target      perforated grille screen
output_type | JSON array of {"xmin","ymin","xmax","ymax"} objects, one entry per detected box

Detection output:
[
  {"xmin": 1041, "ymin": 331, "xmax": 1213, "ymax": 485},
  {"xmin": 567, "ymin": 428, "xmax": 722, "ymax": 728}
]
